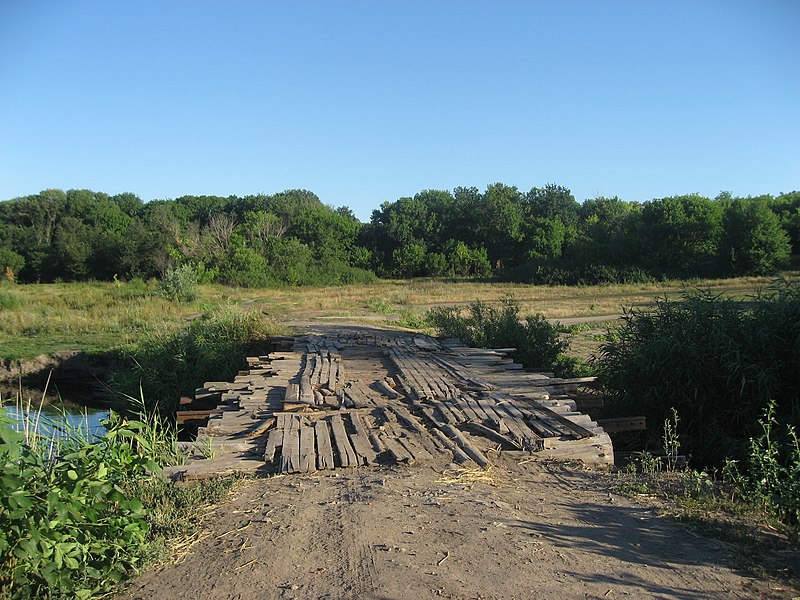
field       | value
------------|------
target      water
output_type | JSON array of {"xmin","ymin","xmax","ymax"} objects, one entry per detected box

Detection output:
[{"xmin": 1, "ymin": 391, "xmax": 110, "ymax": 441}]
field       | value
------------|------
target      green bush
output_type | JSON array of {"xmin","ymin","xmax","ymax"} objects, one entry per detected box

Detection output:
[
  {"xmin": 596, "ymin": 280, "xmax": 800, "ymax": 468},
  {"xmin": 426, "ymin": 299, "xmax": 567, "ymax": 370},
  {"xmin": 504, "ymin": 259, "xmax": 657, "ymax": 286},
  {"xmin": 155, "ymin": 264, "xmax": 198, "ymax": 303},
  {"xmin": 109, "ymin": 307, "xmax": 275, "ymax": 414},
  {"xmin": 0, "ymin": 416, "xmax": 155, "ymax": 599},
  {"xmin": 738, "ymin": 400, "xmax": 800, "ymax": 526}
]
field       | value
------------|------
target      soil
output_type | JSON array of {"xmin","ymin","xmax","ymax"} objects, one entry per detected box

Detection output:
[{"xmin": 119, "ymin": 455, "xmax": 791, "ymax": 600}]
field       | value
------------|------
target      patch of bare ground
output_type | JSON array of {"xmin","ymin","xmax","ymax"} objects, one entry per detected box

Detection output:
[{"xmin": 120, "ymin": 456, "xmax": 793, "ymax": 600}]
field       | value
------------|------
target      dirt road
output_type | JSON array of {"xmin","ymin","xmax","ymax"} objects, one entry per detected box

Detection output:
[{"xmin": 120, "ymin": 455, "xmax": 785, "ymax": 600}]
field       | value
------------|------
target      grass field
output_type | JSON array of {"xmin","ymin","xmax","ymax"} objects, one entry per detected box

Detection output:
[{"xmin": 0, "ymin": 274, "xmax": 793, "ymax": 362}]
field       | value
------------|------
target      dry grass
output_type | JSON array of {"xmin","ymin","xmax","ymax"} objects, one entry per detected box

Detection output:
[
  {"xmin": 0, "ymin": 275, "xmax": 791, "ymax": 361},
  {"xmin": 436, "ymin": 464, "xmax": 506, "ymax": 486}
]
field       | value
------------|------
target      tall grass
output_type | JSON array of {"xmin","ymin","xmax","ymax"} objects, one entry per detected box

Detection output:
[
  {"xmin": 597, "ymin": 279, "xmax": 800, "ymax": 468},
  {"xmin": 107, "ymin": 307, "xmax": 276, "ymax": 414}
]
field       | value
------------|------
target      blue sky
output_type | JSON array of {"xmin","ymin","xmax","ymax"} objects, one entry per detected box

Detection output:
[{"xmin": 1, "ymin": 1, "xmax": 798, "ymax": 220}]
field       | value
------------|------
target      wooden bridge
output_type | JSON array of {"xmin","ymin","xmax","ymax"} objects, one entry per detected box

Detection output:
[{"xmin": 164, "ymin": 327, "xmax": 613, "ymax": 481}]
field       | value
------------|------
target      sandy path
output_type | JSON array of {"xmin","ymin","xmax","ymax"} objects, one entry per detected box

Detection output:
[{"xmin": 120, "ymin": 456, "xmax": 785, "ymax": 600}]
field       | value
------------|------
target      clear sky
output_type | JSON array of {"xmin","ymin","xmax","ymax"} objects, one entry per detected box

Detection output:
[{"xmin": 1, "ymin": 1, "xmax": 798, "ymax": 220}]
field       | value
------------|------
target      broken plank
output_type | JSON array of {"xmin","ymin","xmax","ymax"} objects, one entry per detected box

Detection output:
[
  {"xmin": 440, "ymin": 424, "xmax": 490, "ymax": 468},
  {"xmin": 264, "ymin": 428, "xmax": 282, "ymax": 463},
  {"xmin": 330, "ymin": 413, "xmax": 360, "ymax": 467},
  {"xmin": 347, "ymin": 411, "xmax": 377, "ymax": 465}
]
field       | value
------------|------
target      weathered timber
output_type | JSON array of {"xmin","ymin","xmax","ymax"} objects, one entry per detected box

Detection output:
[
  {"xmin": 264, "ymin": 428, "xmax": 282, "ymax": 463},
  {"xmin": 314, "ymin": 420, "xmax": 335, "ymax": 469},
  {"xmin": 430, "ymin": 427, "xmax": 472, "ymax": 464},
  {"xmin": 299, "ymin": 422, "xmax": 316, "ymax": 472},
  {"xmin": 348, "ymin": 411, "xmax": 377, "ymax": 465},
  {"xmin": 596, "ymin": 416, "xmax": 647, "ymax": 433},
  {"xmin": 330, "ymin": 413, "xmax": 360, "ymax": 467},
  {"xmin": 440, "ymin": 424, "xmax": 489, "ymax": 468}
]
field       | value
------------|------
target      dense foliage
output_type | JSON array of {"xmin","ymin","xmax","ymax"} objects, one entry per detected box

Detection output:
[
  {"xmin": 0, "ymin": 398, "xmax": 237, "ymax": 599},
  {"xmin": 426, "ymin": 300, "xmax": 568, "ymax": 371},
  {"xmin": 596, "ymin": 281, "xmax": 800, "ymax": 469},
  {"xmin": 0, "ymin": 414, "xmax": 156, "ymax": 599},
  {"xmin": 0, "ymin": 186, "xmax": 796, "ymax": 287}
]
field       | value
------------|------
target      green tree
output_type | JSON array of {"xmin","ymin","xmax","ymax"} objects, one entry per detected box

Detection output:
[
  {"xmin": 639, "ymin": 194, "xmax": 723, "ymax": 274},
  {"xmin": 721, "ymin": 197, "xmax": 790, "ymax": 275},
  {"xmin": 392, "ymin": 240, "xmax": 427, "ymax": 277}
]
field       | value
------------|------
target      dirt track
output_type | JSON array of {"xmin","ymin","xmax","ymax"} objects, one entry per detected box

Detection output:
[{"xmin": 120, "ymin": 455, "xmax": 786, "ymax": 600}]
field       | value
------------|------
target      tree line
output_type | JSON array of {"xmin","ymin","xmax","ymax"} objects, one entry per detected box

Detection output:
[{"xmin": 0, "ymin": 185, "xmax": 797, "ymax": 286}]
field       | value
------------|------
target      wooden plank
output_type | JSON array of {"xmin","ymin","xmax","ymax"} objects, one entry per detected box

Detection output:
[
  {"xmin": 280, "ymin": 416, "xmax": 301, "ymax": 473},
  {"xmin": 330, "ymin": 413, "xmax": 359, "ymax": 467},
  {"xmin": 597, "ymin": 416, "xmax": 647, "ymax": 433},
  {"xmin": 378, "ymin": 430, "xmax": 415, "ymax": 464},
  {"xmin": 347, "ymin": 411, "xmax": 376, "ymax": 465},
  {"xmin": 461, "ymin": 421, "xmax": 522, "ymax": 450},
  {"xmin": 264, "ymin": 428, "xmax": 282, "ymax": 463},
  {"xmin": 525, "ymin": 404, "xmax": 596, "ymax": 439},
  {"xmin": 387, "ymin": 404, "xmax": 425, "ymax": 433},
  {"xmin": 284, "ymin": 382, "xmax": 300, "ymax": 406},
  {"xmin": 299, "ymin": 421, "xmax": 316, "ymax": 472},
  {"xmin": 373, "ymin": 379, "xmax": 401, "ymax": 399},
  {"xmin": 430, "ymin": 427, "xmax": 471, "ymax": 464},
  {"xmin": 299, "ymin": 375, "xmax": 314, "ymax": 405},
  {"xmin": 314, "ymin": 420, "xmax": 335, "ymax": 469},
  {"xmin": 440, "ymin": 424, "xmax": 489, "ymax": 468},
  {"xmin": 246, "ymin": 416, "xmax": 276, "ymax": 439},
  {"xmin": 176, "ymin": 409, "xmax": 224, "ymax": 424}
]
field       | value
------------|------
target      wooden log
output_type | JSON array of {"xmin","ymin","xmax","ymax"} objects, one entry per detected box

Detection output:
[
  {"xmin": 330, "ymin": 413, "xmax": 359, "ymax": 467},
  {"xmin": 314, "ymin": 420, "xmax": 335, "ymax": 469}
]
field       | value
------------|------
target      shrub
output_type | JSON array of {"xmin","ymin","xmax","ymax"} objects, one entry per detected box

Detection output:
[
  {"xmin": 426, "ymin": 299, "xmax": 567, "ymax": 370},
  {"xmin": 0, "ymin": 248, "xmax": 25, "ymax": 282},
  {"xmin": 0, "ymin": 414, "xmax": 155, "ymax": 599},
  {"xmin": 504, "ymin": 259, "xmax": 657, "ymax": 286},
  {"xmin": 738, "ymin": 400, "xmax": 800, "ymax": 526},
  {"xmin": 155, "ymin": 264, "xmax": 198, "ymax": 303},
  {"xmin": 596, "ymin": 280, "xmax": 800, "ymax": 468}
]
